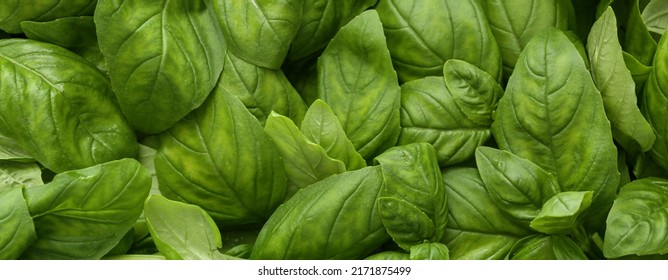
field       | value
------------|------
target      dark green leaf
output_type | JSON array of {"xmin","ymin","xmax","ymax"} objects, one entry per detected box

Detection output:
[
  {"xmin": 612, "ymin": 0, "xmax": 657, "ymax": 65},
  {"xmin": 642, "ymin": 31, "xmax": 668, "ymax": 172}
]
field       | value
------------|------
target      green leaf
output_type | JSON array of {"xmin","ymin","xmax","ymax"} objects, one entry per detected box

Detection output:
[
  {"xmin": 300, "ymin": 100, "xmax": 366, "ymax": 171},
  {"xmin": 20, "ymin": 16, "xmax": 106, "ymax": 72},
  {"xmin": 145, "ymin": 195, "xmax": 231, "ymax": 260},
  {"xmin": 212, "ymin": 0, "xmax": 301, "ymax": 69},
  {"xmin": 0, "ymin": 0, "xmax": 96, "ymax": 34},
  {"xmin": 623, "ymin": 51, "xmax": 652, "ymax": 94},
  {"xmin": 21, "ymin": 159, "xmax": 151, "ymax": 259},
  {"xmin": 482, "ymin": 0, "xmax": 576, "ymax": 78},
  {"xmin": 376, "ymin": 143, "xmax": 447, "ymax": 245},
  {"xmin": 398, "ymin": 77, "xmax": 491, "ymax": 166},
  {"xmin": 530, "ymin": 191, "xmax": 594, "ymax": 235},
  {"xmin": 612, "ymin": 0, "xmax": 657, "ymax": 65},
  {"xmin": 95, "ymin": 0, "xmax": 225, "ymax": 134},
  {"xmin": 377, "ymin": 0, "xmax": 501, "ymax": 82},
  {"xmin": 443, "ymin": 60, "xmax": 504, "ymax": 126},
  {"xmin": 376, "ymin": 197, "xmax": 436, "ymax": 250},
  {"xmin": 0, "ymin": 39, "xmax": 138, "ymax": 173},
  {"xmin": 409, "ymin": 242, "xmax": 449, "ymax": 260},
  {"xmin": 251, "ymin": 166, "xmax": 389, "ymax": 260},
  {"xmin": 155, "ymin": 88, "xmax": 287, "ymax": 227},
  {"xmin": 364, "ymin": 251, "xmax": 410, "ymax": 260},
  {"xmin": 264, "ymin": 112, "xmax": 346, "ymax": 198},
  {"xmin": 0, "ymin": 187, "xmax": 36, "ymax": 260},
  {"xmin": 475, "ymin": 147, "xmax": 560, "ymax": 227},
  {"xmin": 491, "ymin": 29, "xmax": 620, "ymax": 227},
  {"xmin": 317, "ymin": 10, "xmax": 401, "ymax": 160},
  {"xmin": 0, "ymin": 132, "xmax": 32, "ymax": 162},
  {"xmin": 216, "ymin": 52, "xmax": 307, "ymax": 125},
  {"xmin": 604, "ymin": 178, "xmax": 668, "ymax": 258},
  {"xmin": 588, "ymin": 7, "xmax": 655, "ymax": 153},
  {"xmin": 642, "ymin": 31, "xmax": 668, "ymax": 172},
  {"xmin": 0, "ymin": 162, "xmax": 43, "ymax": 191},
  {"xmin": 442, "ymin": 168, "xmax": 531, "ymax": 260},
  {"xmin": 507, "ymin": 235, "xmax": 588, "ymax": 260},
  {"xmin": 288, "ymin": 0, "xmax": 375, "ymax": 61},
  {"xmin": 642, "ymin": 0, "xmax": 668, "ymax": 35}
]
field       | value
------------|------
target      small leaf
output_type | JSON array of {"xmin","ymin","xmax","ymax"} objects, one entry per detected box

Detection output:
[
  {"xmin": 642, "ymin": 0, "xmax": 668, "ymax": 35},
  {"xmin": 507, "ymin": 235, "xmax": 588, "ymax": 260},
  {"xmin": 410, "ymin": 242, "xmax": 449, "ymax": 260},
  {"xmin": 530, "ymin": 191, "xmax": 594, "ymax": 235},
  {"xmin": 377, "ymin": 197, "xmax": 435, "ymax": 250},
  {"xmin": 0, "ymin": 162, "xmax": 43, "ymax": 191},
  {"xmin": 443, "ymin": 60, "xmax": 504, "ymax": 126}
]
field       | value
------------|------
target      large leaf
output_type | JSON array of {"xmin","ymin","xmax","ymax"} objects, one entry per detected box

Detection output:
[
  {"xmin": 376, "ymin": 143, "xmax": 447, "ymax": 248},
  {"xmin": 144, "ymin": 195, "xmax": 236, "ymax": 260},
  {"xmin": 0, "ymin": 0, "xmax": 96, "ymax": 34},
  {"xmin": 0, "ymin": 162, "xmax": 43, "ymax": 191},
  {"xmin": 300, "ymin": 99, "xmax": 366, "ymax": 171},
  {"xmin": 604, "ymin": 178, "xmax": 668, "ymax": 258},
  {"xmin": 216, "ymin": 52, "xmax": 307, "ymax": 125},
  {"xmin": 264, "ymin": 112, "xmax": 346, "ymax": 198},
  {"xmin": 0, "ymin": 39, "xmax": 138, "ymax": 173},
  {"xmin": 251, "ymin": 166, "xmax": 389, "ymax": 260},
  {"xmin": 0, "ymin": 187, "xmax": 36, "ymax": 260},
  {"xmin": 475, "ymin": 147, "xmax": 560, "ymax": 227},
  {"xmin": 377, "ymin": 0, "xmax": 501, "ymax": 82},
  {"xmin": 491, "ymin": 29, "xmax": 620, "ymax": 227},
  {"xmin": 21, "ymin": 159, "xmax": 151, "ymax": 259},
  {"xmin": 482, "ymin": 0, "xmax": 576, "ymax": 78},
  {"xmin": 642, "ymin": 30, "xmax": 668, "ymax": 172},
  {"xmin": 507, "ymin": 235, "xmax": 588, "ymax": 260},
  {"xmin": 442, "ymin": 168, "xmax": 531, "ymax": 260},
  {"xmin": 530, "ymin": 191, "xmax": 594, "ymax": 235},
  {"xmin": 317, "ymin": 10, "xmax": 401, "ymax": 160},
  {"xmin": 155, "ymin": 88, "xmax": 287, "ymax": 227},
  {"xmin": 288, "ymin": 0, "xmax": 375, "ymax": 61},
  {"xmin": 398, "ymin": 77, "xmax": 491, "ymax": 166},
  {"xmin": 95, "ymin": 0, "xmax": 225, "ymax": 134},
  {"xmin": 212, "ymin": 0, "xmax": 301, "ymax": 69},
  {"xmin": 588, "ymin": 7, "xmax": 655, "ymax": 153}
]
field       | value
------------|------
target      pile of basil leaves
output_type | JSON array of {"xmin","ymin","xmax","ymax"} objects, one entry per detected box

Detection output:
[{"xmin": 1, "ymin": 0, "xmax": 668, "ymax": 260}]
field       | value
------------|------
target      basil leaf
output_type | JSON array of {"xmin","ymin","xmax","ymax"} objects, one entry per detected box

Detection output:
[
  {"xmin": 0, "ymin": 0, "xmax": 95, "ymax": 34},
  {"xmin": 507, "ymin": 235, "xmax": 588, "ymax": 260},
  {"xmin": 317, "ymin": 10, "xmax": 401, "ymax": 160},
  {"xmin": 300, "ymin": 100, "xmax": 366, "ymax": 171},
  {"xmin": 642, "ymin": 30, "xmax": 668, "ymax": 173},
  {"xmin": 0, "ymin": 162, "xmax": 43, "ymax": 191},
  {"xmin": 364, "ymin": 251, "xmax": 410, "ymax": 260},
  {"xmin": 491, "ymin": 29, "xmax": 620, "ymax": 227},
  {"xmin": 96, "ymin": 0, "xmax": 225, "ymax": 134},
  {"xmin": 623, "ymin": 51, "xmax": 652, "ymax": 95},
  {"xmin": 0, "ymin": 132, "xmax": 32, "ymax": 162},
  {"xmin": 251, "ymin": 166, "xmax": 389, "ymax": 260},
  {"xmin": 588, "ymin": 7, "xmax": 655, "ymax": 153},
  {"xmin": 409, "ymin": 242, "xmax": 449, "ymax": 260},
  {"xmin": 642, "ymin": 0, "xmax": 668, "ymax": 36},
  {"xmin": 377, "ymin": 0, "xmax": 501, "ymax": 82},
  {"xmin": 264, "ymin": 112, "xmax": 346, "ymax": 198},
  {"xmin": 443, "ymin": 60, "xmax": 504, "ymax": 127},
  {"xmin": 212, "ymin": 0, "xmax": 301, "ymax": 69},
  {"xmin": 475, "ymin": 147, "xmax": 560, "ymax": 227},
  {"xmin": 217, "ymin": 52, "xmax": 307, "ymax": 125},
  {"xmin": 604, "ymin": 178, "xmax": 668, "ymax": 258},
  {"xmin": 398, "ymin": 77, "xmax": 491, "ymax": 166},
  {"xmin": 0, "ymin": 39, "xmax": 138, "ymax": 173},
  {"xmin": 0, "ymin": 187, "xmax": 36, "ymax": 260},
  {"xmin": 155, "ymin": 88, "xmax": 287, "ymax": 227},
  {"xmin": 442, "ymin": 168, "xmax": 531, "ymax": 260},
  {"xmin": 530, "ymin": 191, "xmax": 594, "ymax": 235},
  {"xmin": 482, "ymin": 0, "xmax": 576, "ymax": 78},
  {"xmin": 612, "ymin": 0, "xmax": 657, "ymax": 65},
  {"xmin": 376, "ymin": 197, "xmax": 436, "ymax": 251},
  {"xmin": 144, "ymin": 195, "xmax": 235, "ymax": 260},
  {"xmin": 21, "ymin": 159, "xmax": 151, "ymax": 260}
]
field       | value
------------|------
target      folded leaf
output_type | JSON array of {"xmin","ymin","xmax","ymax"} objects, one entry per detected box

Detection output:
[
  {"xmin": 507, "ymin": 235, "xmax": 588, "ymax": 260},
  {"xmin": 376, "ymin": 197, "xmax": 435, "ymax": 250},
  {"xmin": 443, "ymin": 60, "xmax": 504, "ymax": 126},
  {"xmin": 0, "ymin": 0, "xmax": 95, "ymax": 34},
  {"xmin": 530, "ymin": 191, "xmax": 593, "ymax": 235},
  {"xmin": 642, "ymin": 30, "xmax": 668, "ymax": 173},
  {"xmin": 0, "ymin": 187, "xmax": 36, "ymax": 259}
]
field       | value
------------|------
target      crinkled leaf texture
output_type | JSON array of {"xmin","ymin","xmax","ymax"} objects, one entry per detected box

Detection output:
[
  {"xmin": 144, "ymin": 195, "xmax": 237, "ymax": 260},
  {"xmin": 642, "ymin": 30, "xmax": 668, "ymax": 173},
  {"xmin": 212, "ymin": 0, "xmax": 301, "ymax": 69},
  {"xmin": 442, "ymin": 168, "xmax": 532, "ymax": 260},
  {"xmin": 0, "ymin": 187, "xmax": 36, "ymax": 260},
  {"xmin": 604, "ymin": 178, "xmax": 668, "ymax": 258},
  {"xmin": 21, "ymin": 159, "xmax": 151, "ymax": 260},
  {"xmin": 155, "ymin": 89, "xmax": 287, "ymax": 228},
  {"xmin": 0, "ymin": 39, "xmax": 138, "ymax": 173},
  {"xmin": 317, "ymin": 10, "xmax": 401, "ymax": 160},
  {"xmin": 398, "ymin": 77, "xmax": 491, "ymax": 166},
  {"xmin": 0, "ymin": 0, "xmax": 96, "ymax": 34},
  {"xmin": 251, "ymin": 166, "xmax": 389, "ymax": 260},
  {"xmin": 507, "ymin": 235, "xmax": 588, "ymax": 260},
  {"xmin": 475, "ymin": 147, "xmax": 560, "ymax": 228},
  {"xmin": 376, "ymin": 143, "xmax": 447, "ymax": 249},
  {"xmin": 216, "ymin": 52, "xmax": 307, "ymax": 125},
  {"xmin": 588, "ymin": 7, "xmax": 655, "ymax": 153},
  {"xmin": 95, "ymin": 0, "xmax": 225, "ymax": 134},
  {"xmin": 264, "ymin": 112, "xmax": 345, "ymax": 198},
  {"xmin": 491, "ymin": 29, "xmax": 620, "ymax": 227},
  {"xmin": 377, "ymin": 0, "xmax": 501, "ymax": 82}
]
